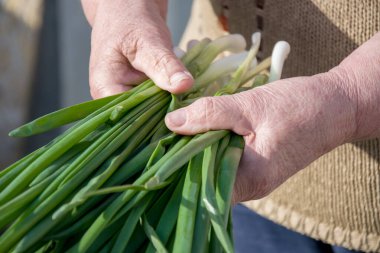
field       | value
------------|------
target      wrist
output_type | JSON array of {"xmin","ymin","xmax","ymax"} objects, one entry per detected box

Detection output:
[
  {"xmin": 332, "ymin": 33, "xmax": 380, "ymax": 141},
  {"xmin": 309, "ymin": 71, "xmax": 357, "ymax": 147}
]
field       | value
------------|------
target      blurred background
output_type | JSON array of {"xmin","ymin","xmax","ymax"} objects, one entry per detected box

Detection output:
[
  {"xmin": 0, "ymin": 0, "xmax": 192, "ymax": 168},
  {"xmin": 0, "ymin": 3, "xmax": 303, "ymax": 252}
]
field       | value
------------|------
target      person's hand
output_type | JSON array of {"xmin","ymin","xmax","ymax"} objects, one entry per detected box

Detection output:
[
  {"xmin": 81, "ymin": 0, "xmax": 193, "ymax": 98},
  {"xmin": 166, "ymin": 32, "xmax": 380, "ymax": 203},
  {"xmin": 165, "ymin": 72, "xmax": 357, "ymax": 202}
]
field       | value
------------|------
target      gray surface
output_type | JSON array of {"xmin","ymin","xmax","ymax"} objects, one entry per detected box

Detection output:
[
  {"xmin": 58, "ymin": 0, "xmax": 92, "ymax": 107},
  {"xmin": 167, "ymin": 0, "xmax": 193, "ymax": 45},
  {"xmin": 25, "ymin": 0, "xmax": 60, "ymax": 152}
]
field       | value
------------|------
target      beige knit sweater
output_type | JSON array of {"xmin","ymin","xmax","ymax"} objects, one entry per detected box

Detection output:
[{"xmin": 181, "ymin": 0, "xmax": 380, "ymax": 252}]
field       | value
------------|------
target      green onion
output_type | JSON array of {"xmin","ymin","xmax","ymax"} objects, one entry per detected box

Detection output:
[
  {"xmin": 172, "ymin": 153, "xmax": 203, "ymax": 253},
  {"xmin": 9, "ymin": 93, "xmax": 121, "ymax": 138},
  {"xmin": 141, "ymin": 215, "xmax": 168, "ymax": 253},
  {"xmin": 0, "ymin": 33, "xmax": 290, "ymax": 253}
]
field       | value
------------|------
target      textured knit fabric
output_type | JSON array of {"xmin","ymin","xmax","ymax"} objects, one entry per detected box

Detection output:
[{"xmin": 182, "ymin": 0, "xmax": 380, "ymax": 252}]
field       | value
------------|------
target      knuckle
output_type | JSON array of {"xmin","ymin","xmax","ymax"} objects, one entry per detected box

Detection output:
[
  {"xmin": 115, "ymin": 23, "xmax": 174, "ymax": 75},
  {"xmin": 250, "ymin": 170, "xmax": 279, "ymax": 200},
  {"xmin": 89, "ymin": 63, "xmax": 104, "ymax": 87},
  {"xmin": 90, "ymin": 85, "xmax": 102, "ymax": 99},
  {"xmin": 89, "ymin": 76, "xmax": 104, "ymax": 99},
  {"xmin": 250, "ymin": 185, "xmax": 272, "ymax": 200},
  {"xmin": 202, "ymin": 97, "xmax": 218, "ymax": 113},
  {"xmin": 235, "ymin": 180, "xmax": 271, "ymax": 202},
  {"xmin": 151, "ymin": 51, "xmax": 175, "ymax": 70},
  {"xmin": 118, "ymin": 28, "xmax": 141, "ymax": 62},
  {"xmin": 200, "ymin": 97, "xmax": 217, "ymax": 117},
  {"xmin": 90, "ymin": 44, "xmax": 121, "ymax": 73},
  {"xmin": 186, "ymin": 98, "xmax": 214, "ymax": 130},
  {"xmin": 89, "ymin": 66, "xmax": 108, "ymax": 99},
  {"xmin": 231, "ymin": 93, "xmax": 253, "ymax": 120},
  {"xmin": 233, "ymin": 183, "xmax": 247, "ymax": 203},
  {"xmin": 201, "ymin": 97, "xmax": 221, "ymax": 131}
]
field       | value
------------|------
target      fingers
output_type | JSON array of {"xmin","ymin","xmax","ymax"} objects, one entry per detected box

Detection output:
[
  {"xmin": 127, "ymin": 38, "xmax": 194, "ymax": 94},
  {"xmin": 165, "ymin": 95, "xmax": 252, "ymax": 135},
  {"xmin": 117, "ymin": 1, "xmax": 193, "ymax": 94},
  {"xmin": 89, "ymin": 0, "xmax": 193, "ymax": 98},
  {"xmin": 89, "ymin": 48, "xmax": 147, "ymax": 99}
]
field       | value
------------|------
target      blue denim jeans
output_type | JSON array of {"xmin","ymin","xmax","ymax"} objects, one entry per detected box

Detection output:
[{"xmin": 232, "ymin": 204, "xmax": 362, "ymax": 253}]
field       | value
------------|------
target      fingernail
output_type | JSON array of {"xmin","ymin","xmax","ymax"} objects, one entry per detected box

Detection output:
[
  {"xmin": 169, "ymin": 71, "xmax": 193, "ymax": 87},
  {"xmin": 166, "ymin": 110, "xmax": 186, "ymax": 127}
]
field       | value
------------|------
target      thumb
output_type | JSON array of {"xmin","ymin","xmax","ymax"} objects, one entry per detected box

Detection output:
[
  {"xmin": 89, "ymin": 50, "xmax": 147, "ymax": 99},
  {"xmin": 165, "ymin": 95, "xmax": 252, "ymax": 135},
  {"xmin": 122, "ymin": 3, "xmax": 193, "ymax": 94},
  {"xmin": 130, "ymin": 44, "xmax": 194, "ymax": 94}
]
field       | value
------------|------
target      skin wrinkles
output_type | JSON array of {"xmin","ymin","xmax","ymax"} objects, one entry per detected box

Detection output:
[
  {"xmin": 82, "ymin": 0, "xmax": 193, "ymax": 98},
  {"xmin": 166, "ymin": 71, "xmax": 361, "ymax": 202},
  {"xmin": 82, "ymin": 1, "xmax": 380, "ymax": 203}
]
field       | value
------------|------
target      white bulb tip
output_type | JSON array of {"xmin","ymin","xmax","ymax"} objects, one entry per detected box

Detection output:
[
  {"xmin": 272, "ymin": 41, "xmax": 291, "ymax": 61},
  {"xmin": 186, "ymin": 39, "xmax": 200, "ymax": 51},
  {"xmin": 173, "ymin": 47, "xmax": 186, "ymax": 58},
  {"xmin": 251, "ymin": 32, "xmax": 261, "ymax": 47}
]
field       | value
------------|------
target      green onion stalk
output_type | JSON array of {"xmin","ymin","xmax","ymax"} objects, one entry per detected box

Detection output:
[{"xmin": 0, "ymin": 32, "xmax": 290, "ymax": 253}]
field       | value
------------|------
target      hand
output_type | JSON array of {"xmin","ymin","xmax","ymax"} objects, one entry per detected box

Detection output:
[
  {"xmin": 166, "ymin": 31, "xmax": 380, "ymax": 203},
  {"xmin": 165, "ymin": 72, "xmax": 357, "ymax": 202},
  {"xmin": 81, "ymin": 0, "xmax": 193, "ymax": 98}
]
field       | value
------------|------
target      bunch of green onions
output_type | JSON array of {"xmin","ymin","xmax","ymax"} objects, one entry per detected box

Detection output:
[{"xmin": 0, "ymin": 33, "xmax": 290, "ymax": 253}]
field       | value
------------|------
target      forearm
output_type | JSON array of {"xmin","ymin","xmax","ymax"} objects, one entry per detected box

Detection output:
[
  {"xmin": 331, "ymin": 32, "xmax": 380, "ymax": 141},
  {"xmin": 81, "ymin": 0, "xmax": 168, "ymax": 26}
]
